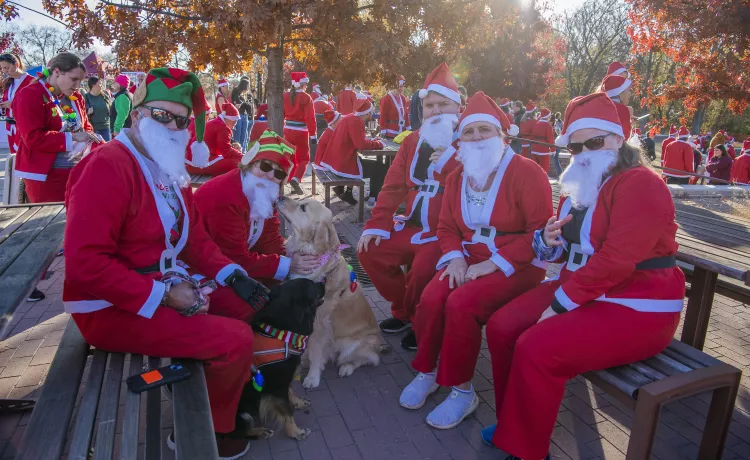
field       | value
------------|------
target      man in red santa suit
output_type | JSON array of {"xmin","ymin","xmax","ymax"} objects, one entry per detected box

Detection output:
[
  {"xmin": 398, "ymin": 92, "xmax": 551, "ymax": 429},
  {"xmin": 480, "ymin": 92, "xmax": 684, "ymax": 460},
  {"xmin": 194, "ymin": 130, "xmax": 320, "ymax": 284},
  {"xmin": 731, "ymin": 139, "xmax": 750, "ymax": 184},
  {"xmin": 284, "ymin": 71, "xmax": 316, "ymax": 195},
  {"xmin": 530, "ymin": 108, "xmax": 555, "ymax": 174},
  {"xmin": 600, "ymin": 74, "xmax": 633, "ymax": 139},
  {"xmin": 662, "ymin": 126, "xmax": 695, "ymax": 184},
  {"xmin": 518, "ymin": 102, "xmax": 537, "ymax": 158},
  {"xmin": 319, "ymin": 98, "xmax": 384, "ymax": 205},
  {"xmin": 607, "ymin": 61, "xmax": 629, "ymax": 78},
  {"xmin": 379, "ymin": 74, "xmax": 411, "ymax": 139},
  {"xmin": 312, "ymin": 85, "xmax": 334, "ymax": 137},
  {"xmin": 358, "ymin": 62, "xmax": 462, "ymax": 349},
  {"xmin": 312, "ymin": 110, "xmax": 341, "ymax": 171},
  {"xmin": 63, "ymin": 68, "xmax": 272, "ymax": 459},
  {"xmin": 249, "ymin": 103, "xmax": 269, "ymax": 143},
  {"xmin": 185, "ymin": 102, "xmax": 243, "ymax": 176},
  {"xmin": 661, "ymin": 124, "xmax": 678, "ymax": 165},
  {"xmin": 337, "ymin": 84, "xmax": 357, "ymax": 115}
]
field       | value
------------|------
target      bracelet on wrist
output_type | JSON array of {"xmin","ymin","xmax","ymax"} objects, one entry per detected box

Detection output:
[{"xmin": 161, "ymin": 281, "xmax": 171, "ymax": 306}]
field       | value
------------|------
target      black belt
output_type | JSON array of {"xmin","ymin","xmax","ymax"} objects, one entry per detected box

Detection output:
[
  {"xmin": 635, "ymin": 255, "xmax": 676, "ymax": 270},
  {"xmin": 411, "ymin": 184, "xmax": 444, "ymax": 194},
  {"xmin": 135, "ymin": 262, "xmax": 160, "ymax": 275}
]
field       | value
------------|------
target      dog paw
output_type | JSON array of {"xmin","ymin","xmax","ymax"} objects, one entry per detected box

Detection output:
[
  {"xmin": 338, "ymin": 363, "xmax": 355, "ymax": 377},
  {"xmin": 292, "ymin": 398, "xmax": 311, "ymax": 410},
  {"xmin": 259, "ymin": 428, "xmax": 274, "ymax": 439},
  {"xmin": 302, "ymin": 374, "xmax": 320, "ymax": 389},
  {"xmin": 291, "ymin": 428, "xmax": 312, "ymax": 440}
]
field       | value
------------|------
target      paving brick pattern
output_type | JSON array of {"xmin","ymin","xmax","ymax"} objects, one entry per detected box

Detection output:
[{"xmin": 0, "ymin": 173, "xmax": 748, "ymax": 459}]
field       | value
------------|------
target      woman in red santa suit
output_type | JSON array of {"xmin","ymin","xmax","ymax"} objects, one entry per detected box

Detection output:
[
  {"xmin": 194, "ymin": 130, "xmax": 320, "ymax": 284},
  {"xmin": 185, "ymin": 102, "xmax": 243, "ymax": 176},
  {"xmin": 1, "ymin": 53, "xmax": 34, "ymax": 154},
  {"xmin": 399, "ymin": 92, "xmax": 552, "ymax": 430},
  {"xmin": 249, "ymin": 103, "xmax": 269, "ymax": 143},
  {"xmin": 284, "ymin": 71, "xmax": 316, "ymax": 195},
  {"xmin": 14, "ymin": 52, "xmax": 97, "ymax": 203},
  {"xmin": 312, "ymin": 110, "xmax": 341, "ymax": 170},
  {"xmin": 215, "ymin": 78, "xmax": 230, "ymax": 115},
  {"xmin": 481, "ymin": 92, "xmax": 685, "ymax": 460}
]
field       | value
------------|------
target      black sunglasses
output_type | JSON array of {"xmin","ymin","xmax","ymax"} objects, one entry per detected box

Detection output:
[
  {"xmin": 258, "ymin": 160, "xmax": 288, "ymax": 180},
  {"xmin": 567, "ymin": 134, "xmax": 614, "ymax": 155},
  {"xmin": 140, "ymin": 105, "xmax": 191, "ymax": 130}
]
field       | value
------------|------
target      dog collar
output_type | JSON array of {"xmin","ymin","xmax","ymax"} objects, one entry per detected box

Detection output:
[
  {"xmin": 257, "ymin": 323, "xmax": 309, "ymax": 350},
  {"xmin": 318, "ymin": 244, "xmax": 350, "ymax": 266}
]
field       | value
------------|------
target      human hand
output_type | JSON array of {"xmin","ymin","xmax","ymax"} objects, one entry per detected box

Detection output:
[
  {"xmin": 429, "ymin": 147, "xmax": 447, "ymax": 164},
  {"xmin": 87, "ymin": 107, "xmax": 93, "ymax": 115},
  {"xmin": 536, "ymin": 306, "xmax": 557, "ymax": 324},
  {"xmin": 72, "ymin": 131, "xmax": 95, "ymax": 143},
  {"xmin": 0, "ymin": 101, "xmax": 11, "ymax": 109},
  {"xmin": 290, "ymin": 253, "xmax": 320, "ymax": 275},
  {"xmin": 465, "ymin": 260, "xmax": 498, "ymax": 282},
  {"xmin": 439, "ymin": 257, "xmax": 468, "ymax": 289},
  {"xmin": 543, "ymin": 214, "xmax": 572, "ymax": 247},
  {"xmin": 166, "ymin": 282, "xmax": 208, "ymax": 314},
  {"xmin": 357, "ymin": 234, "xmax": 381, "ymax": 253}
]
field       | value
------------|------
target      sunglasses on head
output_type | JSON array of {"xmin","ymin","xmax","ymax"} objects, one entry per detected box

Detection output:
[
  {"xmin": 258, "ymin": 160, "xmax": 288, "ymax": 180},
  {"xmin": 139, "ymin": 105, "xmax": 191, "ymax": 130},
  {"xmin": 567, "ymin": 133, "xmax": 614, "ymax": 155}
]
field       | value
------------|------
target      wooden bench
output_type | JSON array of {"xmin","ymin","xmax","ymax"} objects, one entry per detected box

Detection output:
[
  {"xmin": 311, "ymin": 168, "xmax": 365, "ymax": 222},
  {"xmin": 18, "ymin": 321, "xmax": 218, "ymax": 460},
  {"xmin": 583, "ymin": 339, "xmax": 741, "ymax": 459},
  {"xmin": 190, "ymin": 174, "xmax": 211, "ymax": 188}
]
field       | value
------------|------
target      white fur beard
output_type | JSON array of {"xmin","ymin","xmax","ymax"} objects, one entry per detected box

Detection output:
[
  {"xmin": 242, "ymin": 172, "xmax": 280, "ymax": 220},
  {"xmin": 560, "ymin": 150, "xmax": 618, "ymax": 209},
  {"xmin": 138, "ymin": 116, "xmax": 191, "ymax": 188},
  {"xmin": 420, "ymin": 113, "xmax": 458, "ymax": 150},
  {"xmin": 458, "ymin": 136, "xmax": 505, "ymax": 189}
]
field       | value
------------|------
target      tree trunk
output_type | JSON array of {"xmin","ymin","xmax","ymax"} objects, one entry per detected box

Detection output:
[
  {"xmin": 267, "ymin": 47, "xmax": 284, "ymax": 134},
  {"xmin": 691, "ymin": 104, "xmax": 706, "ymax": 134}
]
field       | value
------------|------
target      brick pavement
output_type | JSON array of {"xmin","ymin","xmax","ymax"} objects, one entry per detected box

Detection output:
[{"xmin": 0, "ymin": 173, "xmax": 748, "ymax": 459}]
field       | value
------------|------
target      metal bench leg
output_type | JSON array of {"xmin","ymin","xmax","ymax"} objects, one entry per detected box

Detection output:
[
  {"xmin": 624, "ymin": 391, "xmax": 660, "ymax": 460},
  {"xmin": 324, "ymin": 185, "xmax": 331, "ymax": 210},
  {"xmin": 698, "ymin": 377, "xmax": 741, "ymax": 460},
  {"xmin": 357, "ymin": 184, "xmax": 365, "ymax": 222},
  {"xmin": 681, "ymin": 266, "xmax": 718, "ymax": 350},
  {"xmin": 311, "ymin": 169, "xmax": 317, "ymax": 195}
]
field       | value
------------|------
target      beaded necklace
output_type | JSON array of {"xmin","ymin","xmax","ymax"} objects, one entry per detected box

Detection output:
[{"xmin": 36, "ymin": 68, "xmax": 81, "ymax": 132}]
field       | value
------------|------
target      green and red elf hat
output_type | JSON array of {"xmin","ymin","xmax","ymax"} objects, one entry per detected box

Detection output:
[
  {"xmin": 132, "ymin": 68, "xmax": 211, "ymax": 167},
  {"xmin": 241, "ymin": 130, "xmax": 296, "ymax": 178}
]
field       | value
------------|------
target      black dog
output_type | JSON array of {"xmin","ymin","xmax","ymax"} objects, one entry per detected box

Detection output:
[{"xmin": 236, "ymin": 278, "xmax": 325, "ymax": 440}]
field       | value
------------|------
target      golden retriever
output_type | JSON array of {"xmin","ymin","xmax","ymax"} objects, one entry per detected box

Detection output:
[{"xmin": 277, "ymin": 196, "xmax": 386, "ymax": 388}]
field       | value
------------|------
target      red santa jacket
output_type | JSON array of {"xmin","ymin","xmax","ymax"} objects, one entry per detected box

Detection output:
[
  {"xmin": 62, "ymin": 134, "xmax": 243, "ymax": 318},
  {"xmin": 319, "ymin": 113, "xmax": 383, "ymax": 178},
  {"xmin": 613, "ymin": 102, "xmax": 632, "ymax": 140},
  {"xmin": 337, "ymin": 89, "xmax": 357, "ymax": 115},
  {"xmin": 186, "ymin": 117, "xmax": 242, "ymax": 167},
  {"xmin": 313, "ymin": 98, "xmax": 334, "ymax": 115},
  {"xmin": 283, "ymin": 90, "xmax": 316, "ymax": 141},
  {"xmin": 548, "ymin": 167, "xmax": 684, "ymax": 313},
  {"xmin": 14, "ymin": 82, "xmax": 93, "ymax": 181},
  {"xmin": 363, "ymin": 130, "xmax": 460, "ymax": 244},
  {"xmin": 378, "ymin": 92, "xmax": 410, "ymax": 138},
  {"xmin": 250, "ymin": 118, "xmax": 269, "ymax": 143},
  {"xmin": 727, "ymin": 144, "xmax": 737, "ymax": 159},
  {"xmin": 313, "ymin": 126, "xmax": 335, "ymax": 170},
  {"xmin": 193, "ymin": 169, "xmax": 289, "ymax": 281},
  {"xmin": 530, "ymin": 119, "xmax": 555, "ymax": 155},
  {"xmin": 436, "ymin": 148, "xmax": 551, "ymax": 275},
  {"xmin": 731, "ymin": 153, "xmax": 750, "ymax": 184},
  {"xmin": 662, "ymin": 139, "xmax": 695, "ymax": 178},
  {"xmin": 2, "ymin": 73, "xmax": 34, "ymax": 153},
  {"xmin": 519, "ymin": 118, "xmax": 537, "ymax": 152},
  {"xmin": 660, "ymin": 137, "xmax": 675, "ymax": 166}
]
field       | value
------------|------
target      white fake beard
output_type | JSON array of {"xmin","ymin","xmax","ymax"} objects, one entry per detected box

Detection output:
[
  {"xmin": 457, "ymin": 136, "xmax": 506, "ymax": 189},
  {"xmin": 560, "ymin": 149, "xmax": 618, "ymax": 209},
  {"xmin": 420, "ymin": 113, "xmax": 458, "ymax": 151},
  {"xmin": 138, "ymin": 116, "xmax": 191, "ymax": 188},
  {"xmin": 242, "ymin": 171, "xmax": 280, "ymax": 220}
]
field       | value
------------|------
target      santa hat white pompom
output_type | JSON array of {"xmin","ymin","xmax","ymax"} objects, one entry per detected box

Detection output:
[
  {"xmin": 191, "ymin": 141, "xmax": 211, "ymax": 168},
  {"xmin": 507, "ymin": 124, "xmax": 519, "ymax": 137},
  {"xmin": 419, "ymin": 88, "xmax": 428, "ymax": 99},
  {"xmin": 240, "ymin": 141, "xmax": 261, "ymax": 166}
]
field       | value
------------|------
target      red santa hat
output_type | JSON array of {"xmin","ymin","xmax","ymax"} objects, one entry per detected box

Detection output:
[
  {"xmin": 525, "ymin": 102, "xmax": 536, "ymax": 112},
  {"xmin": 669, "ymin": 125, "xmax": 678, "ymax": 137},
  {"xmin": 600, "ymin": 75, "xmax": 632, "ymax": 98},
  {"xmin": 678, "ymin": 126, "xmax": 689, "ymax": 139},
  {"xmin": 354, "ymin": 98, "xmax": 374, "ymax": 116},
  {"xmin": 324, "ymin": 110, "xmax": 341, "ymax": 126},
  {"xmin": 418, "ymin": 63, "xmax": 461, "ymax": 104},
  {"xmin": 217, "ymin": 78, "xmax": 229, "ymax": 88},
  {"xmin": 241, "ymin": 130, "xmax": 296, "ymax": 176},
  {"xmin": 312, "ymin": 83, "xmax": 322, "ymax": 95},
  {"xmin": 396, "ymin": 74, "xmax": 406, "ymax": 87},
  {"xmin": 255, "ymin": 103, "xmax": 268, "ymax": 120},
  {"xmin": 555, "ymin": 92, "xmax": 624, "ymax": 147},
  {"xmin": 633, "ymin": 127, "xmax": 642, "ymax": 136},
  {"xmin": 538, "ymin": 108, "xmax": 551, "ymax": 121},
  {"xmin": 221, "ymin": 103, "xmax": 240, "ymax": 121},
  {"xmin": 742, "ymin": 139, "xmax": 750, "ymax": 153},
  {"xmin": 497, "ymin": 98, "xmax": 510, "ymax": 107},
  {"xmin": 458, "ymin": 91, "xmax": 519, "ymax": 137},
  {"xmin": 607, "ymin": 61, "xmax": 627, "ymax": 77},
  {"xmin": 291, "ymin": 71, "xmax": 309, "ymax": 88}
]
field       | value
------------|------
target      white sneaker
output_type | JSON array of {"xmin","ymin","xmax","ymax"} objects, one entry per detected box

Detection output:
[{"xmin": 399, "ymin": 372, "xmax": 439, "ymax": 410}]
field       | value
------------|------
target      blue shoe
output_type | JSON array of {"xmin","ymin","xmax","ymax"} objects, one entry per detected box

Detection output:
[
  {"xmin": 481, "ymin": 424, "xmax": 496, "ymax": 447},
  {"xmin": 425, "ymin": 386, "xmax": 479, "ymax": 429}
]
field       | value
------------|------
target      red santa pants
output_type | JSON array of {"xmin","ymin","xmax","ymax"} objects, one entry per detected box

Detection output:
[
  {"xmin": 284, "ymin": 128, "xmax": 310, "ymax": 182},
  {"xmin": 486, "ymin": 281, "xmax": 680, "ymax": 459},
  {"xmin": 530, "ymin": 153, "xmax": 550, "ymax": 174},
  {"xmin": 186, "ymin": 158, "xmax": 240, "ymax": 177},
  {"xmin": 72, "ymin": 286, "xmax": 257, "ymax": 434},
  {"xmin": 412, "ymin": 262, "xmax": 545, "ymax": 386},
  {"xmin": 358, "ymin": 226, "xmax": 442, "ymax": 322},
  {"xmin": 25, "ymin": 168, "xmax": 71, "ymax": 203}
]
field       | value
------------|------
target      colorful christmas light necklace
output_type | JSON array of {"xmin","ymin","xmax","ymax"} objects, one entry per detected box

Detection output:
[{"xmin": 36, "ymin": 68, "xmax": 81, "ymax": 131}]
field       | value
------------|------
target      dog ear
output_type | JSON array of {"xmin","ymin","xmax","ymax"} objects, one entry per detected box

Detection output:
[{"xmin": 313, "ymin": 220, "xmax": 338, "ymax": 255}]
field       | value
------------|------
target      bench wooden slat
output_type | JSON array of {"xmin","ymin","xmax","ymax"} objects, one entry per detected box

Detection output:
[
  {"xmin": 172, "ymin": 359, "xmax": 218, "ymax": 459},
  {"xmin": 93, "ymin": 352, "xmax": 125, "ymax": 460},
  {"xmin": 628, "ymin": 361, "xmax": 668, "ymax": 382},
  {"xmin": 16, "ymin": 321, "xmax": 90, "ymax": 460},
  {"xmin": 643, "ymin": 355, "xmax": 690, "ymax": 377},
  {"xmin": 661, "ymin": 347, "xmax": 707, "ymax": 370},
  {"xmin": 144, "ymin": 356, "xmax": 161, "ymax": 460},
  {"xmin": 0, "ymin": 207, "xmax": 36, "ymax": 243},
  {"xmin": 0, "ymin": 205, "xmax": 59, "ymax": 274},
  {"xmin": 120, "ymin": 354, "xmax": 143, "ymax": 460},
  {"xmin": 68, "ymin": 349, "xmax": 108, "ymax": 460}
]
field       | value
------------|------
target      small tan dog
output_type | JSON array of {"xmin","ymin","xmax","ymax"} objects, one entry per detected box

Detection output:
[{"xmin": 277, "ymin": 196, "xmax": 386, "ymax": 388}]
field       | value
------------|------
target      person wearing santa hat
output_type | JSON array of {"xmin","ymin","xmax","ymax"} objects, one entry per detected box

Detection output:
[
  {"xmin": 529, "ymin": 108, "xmax": 555, "ymax": 174},
  {"xmin": 185, "ymin": 102, "xmax": 243, "ymax": 176},
  {"xmin": 1, "ymin": 53, "xmax": 34, "ymax": 154},
  {"xmin": 312, "ymin": 87, "xmax": 335, "ymax": 140},
  {"xmin": 284, "ymin": 71, "xmax": 317, "ymax": 195},
  {"xmin": 518, "ymin": 102, "xmax": 537, "ymax": 158},
  {"xmin": 481, "ymin": 92, "xmax": 684, "ymax": 460},
  {"xmin": 726, "ymin": 136, "xmax": 737, "ymax": 160},
  {"xmin": 319, "ymin": 98, "xmax": 384, "ymax": 205},
  {"xmin": 661, "ymin": 124, "xmax": 678, "ymax": 165},
  {"xmin": 249, "ymin": 103, "xmax": 269, "ymax": 143},
  {"xmin": 337, "ymin": 83, "xmax": 358, "ymax": 115},
  {"xmin": 63, "ymin": 67, "xmax": 271, "ymax": 459},
  {"xmin": 662, "ymin": 126, "xmax": 695, "ymax": 184},
  {"xmin": 312, "ymin": 110, "xmax": 342, "ymax": 170},
  {"xmin": 731, "ymin": 139, "xmax": 750, "ymax": 184},
  {"xmin": 607, "ymin": 61, "xmax": 628, "ymax": 78},
  {"xmin": 194, "ymin": 130, "xmax": 320, "ymax": 283},
  {"xmin": 600, "ymin": 74, "xmax": 632, "ymax": 139},
  {"xmin": 357, "ymin": 63, "xmax": 463, "ymax": 349},
  {"xmin": 496, "ymin": 97, "xmax": 511, "ymax": 114},
  {"xmin": 398, "ymin": 92, "xmax": 550, "ymax": 429},
  {"xmin": 379, "ymin": 74, "xmax": 411, "ymax": 139},
  {"xmin": 215, "ymin": 78, "xmax": 230, "ymax": 115}
]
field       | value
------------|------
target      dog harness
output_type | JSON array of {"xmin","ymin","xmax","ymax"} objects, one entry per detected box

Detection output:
[{"xmin": 250, "ymin": 323, "xmax": 310, "ymax": 392}]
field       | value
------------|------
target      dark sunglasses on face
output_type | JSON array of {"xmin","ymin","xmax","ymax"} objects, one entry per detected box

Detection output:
[
  {"xmin": 140, "ymin": 105, "xmax": 191, "ymax": 130},
  {"xmin": 258, "ymin": 160, "xmax": 287, "ymax": 180},
  {"xmin": 567, "ymin": 133, "xmax": 614, "ymax": 155}
]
